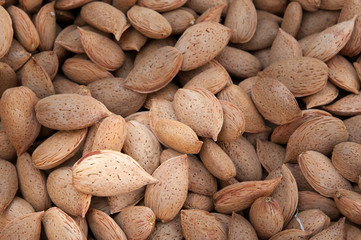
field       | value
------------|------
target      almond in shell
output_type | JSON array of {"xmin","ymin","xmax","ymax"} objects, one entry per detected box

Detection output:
[
  {"xmin": 344, "ymin": 115, "xmax": 361, "ymax": 144},
  {"xmin": 162, "ymin": 9, "xmax": 195, "ymax": 35},
  {"xmin": 0, "ymin": 39, "xmax": 31, "ymax": 71},
  {"xmin": 286, "ymin": 163, "xmax": 315, "ymax": 192},
  {"xmin": 147, "ymin": 213, "xmax": 183, "ymax": 240},
  {"xmin": 228, "ymin": 212, "xmax": 258, "ymax": 240},
  {"xmin": 0, "ymin": 5, "xmax": 13, "ymax": 58},
  {"xmin": 55, "ymin": 0, "xmax": 93, "ymax": 10},
  {"xmin": 149, "ymin": 99, "xmax": 178, "ymax": 132},
  {"xmin": 33, "ymin": 51, "xmax": 59, "ymax": 80},
  {"xmin": 114, "ymin": 206, "xmax": 155, "ymax": 240},
  {"xmin": 183, "ymin": 192, "xmax": 213, "ymax": 212},
  {"xmin": 310, "ymin": 217, "xmax": 345, "ymax": 240},
  {"xmin": 332, "ymin": 142, "xmax": 361, "ymax": 183},
  {"xmin": 144, "ymin": 82, "xmax": 178, "ymax": 109},
  {"xmin": 256, "ymin": 140, "xmax": 285, "ymax": 173},
  {"xmin": 185, "ymin": 0, "xmax": 228, "ymax": 15},
  {"xmin": 334, "ymin": 189, "xmax": 361, "ymax": 225},
  {"xmin": 324, "ymin": 93, "xmax": 361, "ymax": 116},
  {"xmin": 253, "ymin": 0, "xmax": 287, "ymax": 14},
  {"xmin": 35, "ymin": 2, "xmax": 56, "ymax": 51},
  {"xmin": 72, "ymin": 150, "xmax": 158, "ymax": 196},
  {"xmin": 196, "ymin": 4, "xmax": 226, "ymax": 23},
  {"xmin": 144, "ymin": 155, "xmax": 188, "ymax": 222},
  {"xmin": 303, "ymin": 81, "xmax": 339, "ymax": 109},
  {"xmin": 47, "ymin": 167, "xmax": 91, "ymax": 217},
  {"xmin": 281, "ymin": 2, "xmax": 302, "ymax": 37},
  {"xmin": 269, "ymin": 229, "xmax": 311, "ymax": 240},
  {"xmin": 0, "ymin": 62, "xmax": 17, "ymax": 98},
  {"xmin": 55, "ymin": 25, "xmax": 85, "ymax": 54},
  {"xmin": 0, "ymin": 160, "xmax": 18, "ymax": 214},
  {"xmin": 298, "ymin": 150, "xmax": 352, "ymax": 197},
  {"xmin": 217, "ymin": 100, "xmax": 245, "ymax": 142},
  {"xmin": 0, "ymin": 124, "xmax": 16, "ymax": 162},
  {"xmin": 137, "ymin": 0, "xmax": 187, "ymax": 12},
  {"xmin": 118, "ymin": 27, "xmax": 147, "ymax": 52},
  {"xmin": 107, "ymin": 187, "xmax": 145, "ymax": 214}
]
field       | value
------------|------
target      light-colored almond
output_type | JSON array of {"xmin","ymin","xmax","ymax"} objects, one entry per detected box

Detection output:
[
  {"xmin": 292, "ymin": 0, "xmax": 320, "ymax": 12},
  {"xmin": 310, "ymin": 217, "xmax": 345, "ymax": 240},
  {"xmin": 344, "ymin": 115, "xmax": 361, "ymax": 144},
  {"xmin": 303, "ymin": 81, "xmax": 339, "ymax": 109},
  {"xmin": 0, "ymin": 39, "xmax": 31, "ymax": 71},
  {"xmin": 114, "ymin": 206, "xmax": 155, "ymax": 239},
  {"xmin": 0, "ymin": 87, "xmax": 41, "ymax": 156},
  {"xmin": 324, "ymin": 93, "xmax": 361, "ymax": 116},
  {"xmin": 281, "ymin": 2, "xmax": 302, "ymax": 37},
  {"xmin": 196, "ymin": 4, "xmax": 225, "ymax": 23},
  {"xmin": 107, "ymin": 187, "xmax": 145, "ymax": 214},
  {"xmin": 118, "ymin": 27, "xmax": 147, "ymax": 52},
  {"xmin": 253, "ymin": 0, "xmax": 287, "ymax": 14},
  {"xmin": 55, "ymin": 0, "xmax": 93, "ymax": 10},
  {"xmin": 334, "ymin": 189, "xmax": 361, "ymax": 225},
  {"xmin": 0, "ymin": 5, "xmax": 13, "ymax": 58},
  {"xmin": 270, "ymin": 28, "xmax": 303, "ymax": 64},
  {"xmin": 162, "ymin": 9, "xmax": 195, "ymax": 35},
  {"xmin": 35, "ymin": 2, "xmax": 56, "ymax": 51},
  {"xmin": 257, "ymin": 140, "xmax": 285, "ymax": 173},
  {"xmin": 217, "ymin": 100, "xmax": 245, "ymax": 142},
  {"xmin": 228, "ymin": 212, "xmax": 257, "ymax": 240},
  {"xmin": 144, "ymin": 82, "xmax": 178, "ymax": 109},
  {"xmin": 73, "ymin": 150, "xmax": 158, "ymax": 196},
  {"xmin": 298, "ymin": 150, "xmax": 352, "ymax": 197},
  {"xmin": 33, "ymin": 51, "xmax": 59, "ymax": 80},
  {"xmin": 0, "ymin": 62, "xmax": 17, "ymax": 98},
  {"xmin": 269, "ymin": 229, "xmax": 311, "ymax": 240},
  {"xmin": 138, "ymin": 0, "xmax": 187, "ymax": 12},
  {"xmin": 213, "ymin": 176, "xmax": 282, "ymax": 214},
  {"xmin": 0, "ymin": 160, "xmax": 18, "ymax": 214},
  {"xmin": 148, "ymin": 213, "xmax": 183, "ymax": 240},
  {"xmin": 332, "ymin": 142, "xmax": 361, "ymax": 183}
]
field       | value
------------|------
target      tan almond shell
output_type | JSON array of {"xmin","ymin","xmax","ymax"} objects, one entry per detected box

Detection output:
[
  {"xmin": 218, "ymin": 84, "xmax": 268, "ymax": 133},
  {"xmin": 124, "ymin": 46, "xmax": 182, "ymax": 93},
  {"xmin": 303, "ymin": 81, "xmax": 339, "ymax": 109},
  {"xmin": 271, "ymin": 109, "xmax": 332, "ymax": 145},
  {"xmin": 332, "ymin": 142, "xmax": 361, "ymax": 183},
  {"xmin": 16, "ymin": 153, "xmax": 51, "ymax": 211},
  {"xmin": 118, "ymin": 27, "xmax": 147, "ymax": 52},
  {"xmin": 21, "ymin": 57, "xmax": 56, "ymax": 99},
  {"xmin": 72, "ymin": 150, "xmax": 158, "ymax": 196},
  {"xmin": 0, "ymin": 197, "xmax": 35, "ymax": 233},
  {"xmin": 344, "ymin": 222, "xmax": 361, "ymax": 240},
  {"xmin": 160, "ymin": 149, "xmax": 217, "ymax": 196},
  {"xmin": 72, "ymin": 216, "xmax": 88, "ymax": 238},
  {"xmin": 114, "ymin": 206, "xmax": 155, "ymax": 239},
  {"xmin": 215, "ymin": 46, "xmax": 261, "ymax": 79},
  {"xmin": 32, "ymin": 128, "xmax": 87, "ymax": 169},
  {"xmin": 310, "ymin": 217, "xmax": 345, "ymax": 240},
  {"xmin": 0, "ymin": 5, "xmax": 13, "ymax": 58},
  {"xmin": 256, "ymin": 140, "xmax": 285, "ymax": 173},
  {"xmin": 251, "ymin": 77, "xmax": 302, "ymax": 125},
  {"xmin": 320, "ymin": 0, "xmax": 344, "ymax": 10},
  {"xmin": 199, "ymin": 138, "xmax": 236, "ymax": 181},
  {"xmin": 285, "ymin": 209, "xmax": 330, "ymax": 237},
  {"xmin": 219, "ymin": 136, "xmax": 263, "ymax": 182},
  {"xmin": 89, "ymin": 197, "xmax": 111, "ymax": 216},
  {"xmin": 266, "ymin": 165, "xmax": 298, "ymax": 226},
  {"xmin": 324, "ymin": 93, "xmax": 361, "ymax": 116},
  {"xmin": 238, "ymin": 76, "xmax": 260, "ymax": 96},
  {"xmin": 127, "ymin": 5, "xmax": 172, "ymax": 39},
  {"xmin": 253, "ymin": 48, "xmax": 271, "ymax": 70},
  {"xmin": 183, "ymin": 192, "xmax": 213, "ymax": 212},
  {"xmin": 55, "ymin": 0, "xmax": 93, "ymax": 10},
  {"xmin": 298, "ymin": 150, "xmax": 352, "ymax": 197},
  {"xmin": 87, "ymin": 77, "xmax": 146, "ymax": 117},
  {"xmin": 286, "ymin": 163, "xmax": 315, "ymax": 192},
  {"xmin": 173, "ymin": 87, "xmax": 223, "ymax": 141},
  {"xmin": 224, "ymin": 0, "xmax": 257, "ymax": 43},
  {"xmin": 217, "ymin": 100, "xmax": 245, "ymax": 142},
  {"xmin": 0, "ymin": 125, "xmax": 16, "ymax": 162},
  {"xmin": 7, "ymin": 5, "xmax": 39, "ymax": 52},
  {"xmin": 269, "ymin": 28, "xmax": 303, "ymax": 65},
  {"xmin": 0, "ymin": 62, "xmax": 17, "ymax": 98},
  {"xmin": 47, "ymin": 167, "xmax": 91, "ymax": 217},
  {"xmin": 228, "ymin": 212, "xmax": 257, "ymax": 240},
  {"xmin": 144, "ymin": 155, "xmax": 188, "ymax": 223},
  {"xmin": 80, "ymin": 1, "xmax": 129, "ymax": 41},
  {"xmin": 147, "ymin": 213, "xmax": 183, "ymax": 240},
  {"xmin": 334, "ymin": 189, "xmax": 361, "ymax": 225},
  {"xmin": 175, "ymin": 21, "xmax": 232, "ymax": 71},
  {"xmin": 344, "ymin": 115, "xmax": 361, "ymax": 144},
  {"xmin": 149, "ymin": 99, "xmax": 178, "ymax": 133},
  {"xmin": 138, "ymin": 0, "xmax": 187, "ymax": 12},
  {"xmin": 162, "ymin": 9, "xmax": 195, "ymax": 35},
  {"xmin": 181, "ymin": 209, "xmax": 227, "ymax": 240},
  {"xmin": 259, "ymin": 57, "xmax": 328, "ymax": 97},
  {"xmin": 298, "ymin": 191, "xmax": 340, "ymax": 220},
  {"xmin": 33, "ymin": 51, "xmax": 59, "ymax": 80},
  {"xmin": 294, "ymin": 0, "xmax": 320, "ymax": 12},
  {"xmin": 91, "ymin": 115, "xmax": 127, "ymax": 153},
  {"xmin": 144, "ymin": 82, "xmax": 178, "ymax": 109},
  {"xmin": 0, "ymin": 86, "xmax": 41, "ymax": 156},
  {"xmin": 35, "ymin": 2, "xmax": 56, "ymax": 51},
  {"xmin": 53, "ymin": 25, "xmax": 75, "ymax": 63},
  {"xmin": 269, "ymin": 229, "xmax": 311, "ymax": 240},
  {"xmin": 0, "ymin": 160, "xmax": 18, "ymax": 214},
  {"xmin": 256, "ymin": 10, "xmax": 283, "ymax": 23},
  {"xmin": 114, "ymin": 53, "xmax": 134, "ymax": 79},
  {"xmin": 123, "ymin": 120, "xmax": 161, "ymax": 174},
  {"xmin": 285, "ymin": 116, "xmax": 349, "ymax": 163},
  {"xmin": 107, "ymin": 187, "xmax": 145, "ymax": 214},
  {"xmin": 35, "ymin": 93, "xmax": 112, "ymax": 130},
  {"xmin": 42, "ymin": 207, "xmax": 86, "ymax": 240},
  {"xmin": 0, "ymin": 39, "xmax": 31, "ymax": 71},
  {"xmin": 55, "ymin": 25, "xmax": 85, "ymax": 54},
  {"xmin": 0, "ymin": 211, "xmax": 44, "ymax": 240},
  {"xmin": 196, "ymin": 4, "xmax": 226, "ymax": 23},
  {"xmin": 86, "ymin": 209, "xmax": 127, "ymax": 240},
  {"xmin": 213, "ymin": 176, "xmax": 282, "ymax": 214},
  {"xmin": 299, "ymin": 17, "xmax": 356, "ymax": 62},
  {"xmin": 253, "ymin": 0, "xmax": 287, "ymax": 15},
  {"xmin": 52, "ymin": 75, "xmax": 89, "ymax": 95},
  {"xmin": 249, "ymin": 197, "xmax": 284, "ymax": 239},
  {"xmin": 185, "ymin": 0, "xmax": 228, "ymax": 15},
  {"xmin": 281, "ymin": 2, "xmax": 302, "ymax": 37},
  {"xmin": 78, "ymin": 27, "xmax": 125, "ymax": 71}
]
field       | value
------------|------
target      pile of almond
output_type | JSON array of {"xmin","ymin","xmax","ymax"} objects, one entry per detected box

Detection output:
[{"xmin": 1, "ymin": 0, "xmax": 361, "ymax": 239}]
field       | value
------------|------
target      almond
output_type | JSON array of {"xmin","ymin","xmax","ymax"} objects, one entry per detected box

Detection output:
[
  {"xmin": 298, "ymin": 191, "xmax": 340, "ymax": 220},
  {"xmin": 345, "ymin": 223, "xmax": 361, "ymax": 240},
  {"xmin": 80, "ymin": 1, "xmax": 129, "ymax": 41},
  {"xmin": 73, "ymin": 150, "xmax": 158, "ymax": 196},
  {"xmin": 114, "ymin": 206, "xmax": 155, "ymax": 239},
  {"xmin": 163, "ymin": 9, "xmax": 195, "ymax": 35},
  {"xmin": 253, "ymin": 48, "xmax": 271, "ymax": 69},
  {"xmin": 175, "ymin": 21, "xmax": 232, "ymax": 71},
  {"xmin": 87, "ymin": 77, "xmax": 146, "ymax": 117},
  {"xmin": 249, "ymin": 197, "xmax": 284, "ymax": 239},
  {"xmin": 0, "ymin": 160, "xmax": 18, "ymax": 214},
  {"xmin": 310, "ymin": 217, "xmax": 345, "ymax": 240},
  {"xmin": 253, "ymin": 0, "xmax": 287, "ymax": 15},
  {"xmin": 145, "ymin": 155, "xmax": 188, "ymax": 222},
  {"xmin": 303, "ymin": 81, "xmax": 339, "ymax": 109},
  {"xmin": 19, "ymin": 0, "xmax": 41, "ymax": 12},
  {"xmin": 218, "ymin": 84, "xmax": 267, "ymax": 133},
  {"xmin": 148, "ymin": 213, "xmax": 183, "ymax": 240},
  {"xmin": 228, "ymin": 212, "xmax": 257, "ymax": 240},
  {"xmin": 42, "ymin": 207, "xmax": 86, "ymax": 240},
  {"xmin": 332, "ymin": 142, "xmax": 361, "ymax": 183},
  {"xmin": 286, "ymin": 163, "xmax": 315, "ymax": 192},
  {"xmin": 269, "ymin": 229, "xmax": 311, "ymax": 240},
  {"xmin": 196, "ymin": 4, "xmax": 226, "ymax": 23},
  {"xmin": 114, "ymin": 54, "xmax": 134, "ymax": 79},
  {"xmin": 35, "ymin": 93, "xmax": 112, "ymax": 130},
  {"xmin": 0, "ymin": 39, "xmax": 31, "ymax": 71},
  {"xmin": 185, "ymin": 0, "xmax": 228, "ymax": 15},
  {"xmin": 285, "ymin": 116, "xmax": 349, "ymax": 163},
  {"xmin": 53, "ymin": 75, "xmax": 90, "ymax": 95},
  {"xmin": 298, "ymin": 150, "xmax": 352, "ymax": 197},
  {"xmin": 144, "ymin": 82, "xmax": 178, "ymax": 109},
  {"xmin": 0, "ymin": 125, "xmax": 16, "ymax": 162},
  {"xmin": 138, "ymin": 0, "xmax": 187, "ymax": 12},
  {"xmin": 124, "ymin": 46, "xmax": 182, "ymax": 93},
  {"xmin": 16, "ymin": 153, "xmax": 51, "ymax": 211},
  {"xmin": 299, "ymin": 17, "xmax": 356, "ymax": 62},
  {"xmin": 149, "ymin": 99, "xmax": 178, "ymax": 132},
  {"xmin": 55, "ymin": 0, "xmax": 93, "ymax": 10},
  {"xmin": 324, "ymin": 93, "xmax": 361, "ymax": 116},
  {"xmin": 173, "ymin": 87, "xmax": 223, "ymax": 140},
  {"xmin": 47, "ymin": 167, "xmax": 91, "ymax": 217},
  {"xmin": 217, "ymin": 100, "xmax": 245, "ymax": 142},
  {"xmin": 334, "ymin": 189, "xmax": 361, "ymax": 225},
  {"xmin": 183, "ymin": 192, "xmax": 213, "ymax": 211},
  {"xmin": 123, "ymin": 120, "xmax": 161, "ymax": 174},
  {"xmin": 33, "ymin": 51, "xmax": 59, "ymax": 80},
  {"xmin": 107, "ymin": 187, "xmax": 145, "ymax": 214},
  {"xmin": 0, "ymin": 62, "xmax": 17, "ymax": 98},
  {"xmin": 55, "ymin": 25, "xmax": 85, "ymax": 54},
  {"xmin": 344, "ymin": 115, "xmax": 361, "ymax": 144},
  {"xmin": 219, "ymin": 136, "xmax": 263, "ymax": 181},
  {"xmin": 35, "ymin": 2, "xmax": 56, "ymax": 51},
  {"xmin": 320, "ymin": 0, "xmax": 345, "ymax": 10},
  {"xmin": 213, "ymin": 176, "xmax": 282, "ymax": 214},
  {"xmin": 281, "ymin": 2, "xmax": 302, "ymax": 37},
  {"xmin": 0, "ymin": 87, "xmax": 41, "ymax": 156},
  {"xmin": 224, "ymin": 0, "xmax": 257, "ymax": 43},
  {"xmin": 0, "ymin": 5, "xmax": 13, "ymax": 58},
  {"xmin": 293, "ymin": 0, "xmax": 320, "ymax": 12},
  {"xmin": 89, "ymin": 197, "xmax": 111, "ymax": 215},
  {"xmin": 118, "ymin": 27, "xmax": 147, "ymax": 52},
  {"xmin": 259, "ymin": 57, "xmax": 328, "ymax": 97},
  {"xmin": 286, "ymin": 209, "xmax": 330, "ymax": 237},
  {"xmin": 181, "ymin": 209, "xmax": 227, "ymax": 240},
  {"xmin": 256, "ymin": 140, "xmax": 285, "ymax": 173},
  {"xmin": 211, "ymin": 213, "xmax": 232, "ymax": 233},
  {"xmin": 7, "ymin": 6, "xmax": 40, "ymax": 52},
  {"xmin": 0, "ymin": 211, "xmax": 44, "ymax": 240}
]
